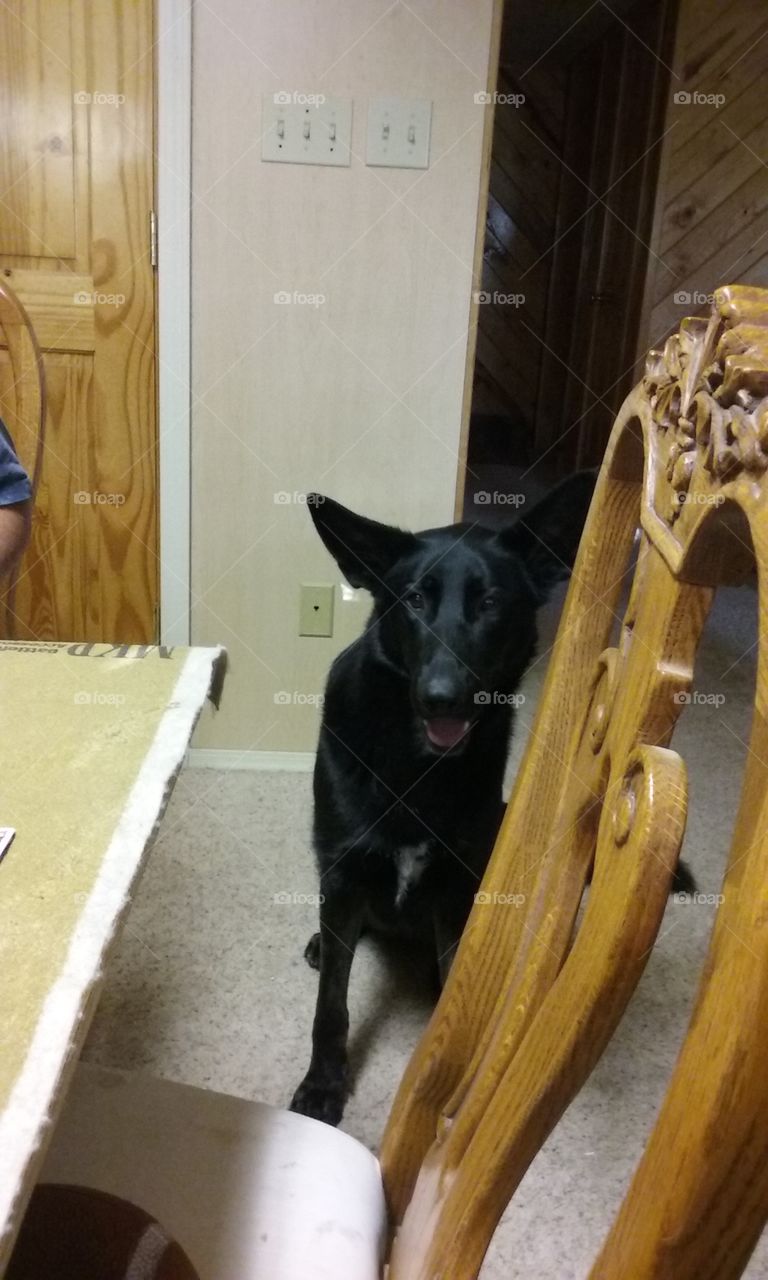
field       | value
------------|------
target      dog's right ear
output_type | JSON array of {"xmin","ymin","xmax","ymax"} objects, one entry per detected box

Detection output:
[{"xmin": 306, "ymin": 495, "xmax": 417, "ymax": 593}]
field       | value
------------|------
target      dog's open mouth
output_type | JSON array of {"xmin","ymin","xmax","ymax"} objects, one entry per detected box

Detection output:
[{"xmin": 423, "ymin": 717, "xmax": 471, "ymax": 750}]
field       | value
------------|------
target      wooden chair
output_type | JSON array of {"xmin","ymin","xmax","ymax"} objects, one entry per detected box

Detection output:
[
  {"xmin": 30, "ymin": 285, "xmax": 768, "ymax": 1278},
  {"xmin": 0, "ymin": 277, "xmax": 46, "ymax": 637}
]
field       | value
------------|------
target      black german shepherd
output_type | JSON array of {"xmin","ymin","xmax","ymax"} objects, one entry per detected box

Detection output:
[{"xmin": 289, "ymin": 476, "xmax": 594, "ymax": 1126}]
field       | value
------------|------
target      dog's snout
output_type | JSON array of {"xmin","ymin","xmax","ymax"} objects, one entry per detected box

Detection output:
[{"xmin": 416, "ymin": 672, "xmax": 465, "ymax": 716}]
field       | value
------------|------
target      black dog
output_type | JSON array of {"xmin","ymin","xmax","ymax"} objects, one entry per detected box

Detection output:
[{"xmin": 288, "ymin": 475, "xmax": 595, "ymax": 1126}]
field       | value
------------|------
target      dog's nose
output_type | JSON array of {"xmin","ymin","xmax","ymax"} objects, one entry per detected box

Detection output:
[{"xmin": 417, "ymin": 674, "xmax": 464, "ymax": 716}]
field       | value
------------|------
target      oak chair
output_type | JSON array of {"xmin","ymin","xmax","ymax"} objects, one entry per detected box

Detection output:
[
  {"xmin": 381, "ymin": 281, "xmax": 768, "ymax": 1278},
  {"xmin": 0, "ymin": 278, "xmax": 46, "ymax": 637},
  {"xmin": 28, "ymin": 285, "xmax": 768, "ymax": 1279}
]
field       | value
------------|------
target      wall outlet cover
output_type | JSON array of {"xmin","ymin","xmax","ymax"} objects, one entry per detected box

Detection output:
[{"xmin": 299, "ymin": 583, "xmax": 335, "ymax": 636}]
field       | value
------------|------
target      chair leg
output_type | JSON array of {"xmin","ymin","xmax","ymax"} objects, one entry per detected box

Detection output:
[{"xmin": 589, "ymin": 725, "xmax": 768, "ymax": 1280}]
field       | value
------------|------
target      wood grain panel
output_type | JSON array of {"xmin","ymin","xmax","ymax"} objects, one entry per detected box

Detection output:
[
  {"xmin": 0, "ymin": 0, "xmax": 76, "ymax": 260},
  {"xmin": 637, "ymin": 0, "xmax": 768, "ymax": 356},
  {"xmin": 1, "ymin": 0, "xmax": 158, "ymax": 644},
  {"xmin": 661, "ymin": 113, "xmax": 768, "ymax": 252}
]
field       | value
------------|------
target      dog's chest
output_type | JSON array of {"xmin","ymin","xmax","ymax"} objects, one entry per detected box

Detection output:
[{"xmin": 394, "ymin": 842, "xmax": 431, "ymax": 908}]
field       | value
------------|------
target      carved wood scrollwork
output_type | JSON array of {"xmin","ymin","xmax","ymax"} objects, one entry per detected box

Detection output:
[{"xmin": 643, "ymin": 286, "xmax": 768, "ymax": 529}]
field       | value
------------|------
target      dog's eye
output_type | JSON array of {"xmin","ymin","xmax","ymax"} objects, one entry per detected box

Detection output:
[
  {"xmin": 480, "ymin": 594, "xmax": 499, "ymax": 612},
  {"xmin": 405, "ymin": 590, "xmax": 424, "ymax": 610}
]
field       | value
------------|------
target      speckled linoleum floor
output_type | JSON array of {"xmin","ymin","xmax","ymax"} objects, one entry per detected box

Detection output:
[{"xmin": 83, "ymin": 584, "xmax": 768, "ymax": 1278}]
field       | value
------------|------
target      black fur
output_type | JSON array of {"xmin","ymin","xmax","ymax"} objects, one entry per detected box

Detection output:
[
  {"xmin": 289, "ymin": 475, "xmax": 597, "ymax": 1125},
  {"xmin": 289, "ymin": 476, "xmax": 694, "ymax": 1124}
]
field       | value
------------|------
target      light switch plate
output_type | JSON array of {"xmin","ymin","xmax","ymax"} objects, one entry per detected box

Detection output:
[
  {"xmin": 366, "ymin": 97, "xmax": 432, "ymax": 169},
  {"xmin": 299, "ymin": 583, "xmax": 335, "ymax": 637},
  {"xmin": 262, "ymin": 94, "xmax": 352, "ymax": 167}
]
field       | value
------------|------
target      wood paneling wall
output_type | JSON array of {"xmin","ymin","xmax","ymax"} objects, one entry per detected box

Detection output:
[{"xmin": 638, "ymin": 0, "xmax": 768, "ymax": 354}]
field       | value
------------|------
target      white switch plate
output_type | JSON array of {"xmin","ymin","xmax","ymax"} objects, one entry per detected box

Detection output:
[
  {"xmin": 262, "ymin": 94, "xmax": 352, "ymax": 167},
  {"xmin": 366, "ymin": 98, "xmax": 432, "ymax": 169}
]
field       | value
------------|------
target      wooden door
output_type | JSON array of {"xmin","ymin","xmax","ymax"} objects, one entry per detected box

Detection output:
[{"xmin": 0, "ymin": 0, "xmax": 158, "ymax": 643}]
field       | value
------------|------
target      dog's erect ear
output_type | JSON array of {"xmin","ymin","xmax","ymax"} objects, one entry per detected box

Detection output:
[
  {"xmin": 497, "ymin": 470, "xmax": 596, "ymax": 603},
  {"xmin": 306, "ymin": 495, "xmax": 417, "ymax": 592}
]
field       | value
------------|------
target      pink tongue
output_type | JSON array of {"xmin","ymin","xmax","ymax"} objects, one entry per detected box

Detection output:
[{"xmin": 424, "ymin": 717, "xmax": 470, "ymax": 749}]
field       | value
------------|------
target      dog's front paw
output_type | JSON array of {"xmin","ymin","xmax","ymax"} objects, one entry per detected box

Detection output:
[
  {"xmin": 303, "ymin": 931, "xmax": 321, "ymax": 970},
  {"xmin": 290, "ymin": 1072, "xmax": 346, "ymax": 1126}
]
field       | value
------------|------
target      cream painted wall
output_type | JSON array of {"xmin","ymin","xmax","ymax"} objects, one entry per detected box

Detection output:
[{"xmin": 191, "ymin": 0, "xmax": 498, "ymax": 752}]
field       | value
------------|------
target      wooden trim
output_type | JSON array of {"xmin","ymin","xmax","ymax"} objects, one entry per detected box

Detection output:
[
  {"xmin": 156, "ymin": 0, "xmax": 192, "ymax": 646},
  {"xmin": 453, "ymin": 0, "xmax": 504, "ymax": 520}
]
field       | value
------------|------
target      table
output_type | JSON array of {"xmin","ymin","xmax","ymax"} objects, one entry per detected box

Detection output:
[{"xmin": 0, "ymin": 640, "xmax": 226, "ymax": 1272}]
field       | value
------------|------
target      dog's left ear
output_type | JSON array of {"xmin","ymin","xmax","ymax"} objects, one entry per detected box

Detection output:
[
  {"xmin": 497, "ymin": 470, "xmax": 596, "ymax": 604},
  {"xmin": 306, "ymin": 494, "xmax": 417, "ymax": 593}
]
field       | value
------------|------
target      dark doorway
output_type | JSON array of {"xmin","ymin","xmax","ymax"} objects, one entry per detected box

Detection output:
[{"xmin": 464, "ymin": 0, "xmax": 679, "ymax": 519}]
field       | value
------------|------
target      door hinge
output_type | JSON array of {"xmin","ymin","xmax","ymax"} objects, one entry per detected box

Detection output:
[{"xmin": 149, "ymin": 210, "xmax": 158, "ymax": 269}]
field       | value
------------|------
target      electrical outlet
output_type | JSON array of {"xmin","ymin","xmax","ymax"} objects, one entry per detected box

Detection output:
[{"xmin": 299, "ymin": 583, "xmax": 334, "ymax": 637}]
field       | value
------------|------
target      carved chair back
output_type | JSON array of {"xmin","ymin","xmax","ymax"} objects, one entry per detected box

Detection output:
[{"xmin": 381, "ymin": 284, "xmax": 768, "ymax": 1280}]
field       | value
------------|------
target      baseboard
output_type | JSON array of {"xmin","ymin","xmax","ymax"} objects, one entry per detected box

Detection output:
[{"xmin": 186, "ymin": 748, "xmax": 315, "ymax": 772}]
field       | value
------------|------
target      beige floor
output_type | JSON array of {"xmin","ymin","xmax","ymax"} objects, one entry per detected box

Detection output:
[{"xmin": 83, "ymin": 584, "xmax": 767, "ymax": 1278}]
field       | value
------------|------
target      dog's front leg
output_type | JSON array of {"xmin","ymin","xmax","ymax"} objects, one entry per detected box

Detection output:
[
  {"xmin": 433, "ymin": 891, "xmax": 473, "ymax": 987},
  {"xmin": 290, "ymin": 881, "xmax": 364, "ymax": 1126}
]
